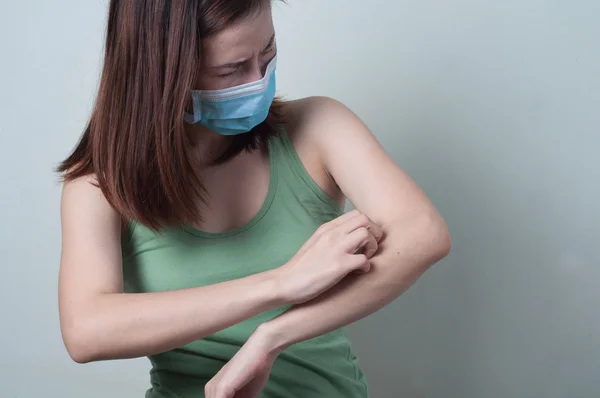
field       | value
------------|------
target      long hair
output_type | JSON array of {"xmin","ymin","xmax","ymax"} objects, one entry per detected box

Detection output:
[{"xmin": 57, "ymin": 0, "xmax": 284, "ymax": 230}]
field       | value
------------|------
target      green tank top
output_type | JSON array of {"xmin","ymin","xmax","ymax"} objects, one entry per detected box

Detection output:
[{"xmin": 121, "ymin": 130, "xmax": 369, "ymax": 398}]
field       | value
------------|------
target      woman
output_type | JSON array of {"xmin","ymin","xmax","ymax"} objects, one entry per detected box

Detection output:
[{"xmin": 57, "ymin": 1, "xmax": 451, "ymax": 397}]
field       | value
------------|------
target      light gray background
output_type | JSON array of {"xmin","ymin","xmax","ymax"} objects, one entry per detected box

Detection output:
[{"xmin": 1, "ymin": 0, "xmax": 599, "ymax": 397}]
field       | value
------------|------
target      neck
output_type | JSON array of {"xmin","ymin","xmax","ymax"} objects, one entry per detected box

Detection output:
[{"xmin": 186, "ymin": 123, "xmax": 233, "ymax": 166}]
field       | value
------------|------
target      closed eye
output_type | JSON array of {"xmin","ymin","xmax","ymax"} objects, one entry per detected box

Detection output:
[
  {"xmin": 263, "ymin": 35, "xmax": 276, "ymax": 53},
  {"xmin": 217, "ymin": 68, "xmax": 238, "ymax": 78}
]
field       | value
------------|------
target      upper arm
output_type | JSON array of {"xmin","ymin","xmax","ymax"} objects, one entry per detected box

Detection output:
[
  {"xmin": 58, "ymin": 176, "xmax": 124, "ymax": 329},
  {"xmin": 296, "ymin": 96, "xmax": 441, "ymax": 228}
]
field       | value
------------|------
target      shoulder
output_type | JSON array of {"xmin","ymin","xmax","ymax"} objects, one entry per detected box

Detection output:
[
  {"xmin": 278, "ymin": 96, "xmax": 380, "ymax": 205},
  {"xmin": 278, "ymin": 96, "xmax": 365, "ymax": 204},
  {"xmin": 61, "ymin": 173, "xmax": 102, "ymax": 206},
  {"xmin": 284, "ymin": 96, "xmax": 362, "ymax": 137},
  {"xmin": 60, "ymin": 173, "xmax": 126, "ymax": 233},
  {"xmin": 283, "ymin": 96, "xmax": 381, "ymax": 170},
  {"xmin": 284, "ymin": 95, "xmax": 375, "ymax": 147}
]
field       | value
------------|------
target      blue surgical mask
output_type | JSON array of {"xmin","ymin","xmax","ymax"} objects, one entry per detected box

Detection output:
[{"xmin": 184, "ymin": 56, "xmax": 277, "ymax": 136}]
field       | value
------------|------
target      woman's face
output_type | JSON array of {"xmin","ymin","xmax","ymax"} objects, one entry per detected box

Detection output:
[{"xmin": 196, "ymin": 6, "xmax": 277, "ymax": 91}]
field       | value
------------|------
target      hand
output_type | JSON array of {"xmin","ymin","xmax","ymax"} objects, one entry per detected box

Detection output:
[
  {"xmin": 275, "ymin": 209, "xmax": 383, "ymax": 304},
  {"xmin": 205, "ymin": 328, "xmax": 278, "ymax": 398}
]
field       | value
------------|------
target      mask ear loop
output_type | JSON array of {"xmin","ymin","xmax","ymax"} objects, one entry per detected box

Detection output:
[{"xmin": 183, "ymin": 92, "xmax": 202, "ymax": 124}]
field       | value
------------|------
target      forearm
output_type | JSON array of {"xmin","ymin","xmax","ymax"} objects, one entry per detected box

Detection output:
[
  {"xmin": 62, "ymin": 269, "xmax": 284, "ymax": 363},
  {"xmin": 260, "ymin": 212, "xmax": 451, "ymax": 351}
]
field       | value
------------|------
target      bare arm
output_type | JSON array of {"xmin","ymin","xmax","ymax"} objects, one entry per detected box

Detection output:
[
  {"xmin": 59, "ymin": 174, "xmax": 378, "ymax": 364},
  {"xmin": 58, "ymin": 176, "xmax": 284, "ymax": 363},
  {"xmin": 258, "ymin": 97, "xmax": 451, "ymax": 350},
  {"xmin": 204, "ymin": 97, "xmax": 451, "ymax": 397}
]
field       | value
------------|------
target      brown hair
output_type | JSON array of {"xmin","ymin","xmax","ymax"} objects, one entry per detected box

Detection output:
[{"xmin": 57, "ymin": 0, "xmax": 284, "ymax": 230}]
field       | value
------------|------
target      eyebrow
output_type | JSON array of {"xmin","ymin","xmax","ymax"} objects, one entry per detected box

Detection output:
[{"xmin": 210, "ymin": 33, "xmax": 276, "ymax": 70}]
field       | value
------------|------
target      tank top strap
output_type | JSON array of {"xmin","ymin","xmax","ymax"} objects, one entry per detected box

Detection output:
[{"xmin": 268, "ymin": 128, "xmax": 344, "ymax": 214}]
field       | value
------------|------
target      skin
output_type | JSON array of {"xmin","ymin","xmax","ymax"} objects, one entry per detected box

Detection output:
[
  {"xmin": 188, "ymin": 6, "xmax": 277, "ymax": 163},
  {"xmin": 59, "ymin": 8, "xmax": 380, "ymax": 364},
  {"xmin": 58, "ymin": 5, "xmax": 451, "ymax": 398},
  {"xmin": 205, "ymin": 96, "xmax": 451, "ymax": 397}
]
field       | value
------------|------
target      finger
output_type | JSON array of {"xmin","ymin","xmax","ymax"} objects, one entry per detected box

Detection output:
[
  {"xmin": 358, "ymin": 232, "xmax": 379, "ymax": 259},
  {"xmin": 235, "ymin": 370, "xmax": 270, "ymax": 397},
  {"xmin": 339, "ymin": 212, "xmax": 382, "ymax": 243},
  {"xmin": 318, "ymin": 209, "xmax": 362, "ymax": 234},
  {"xmin": 206, "ymin": 376, "xmax": 235, "ymax": 398},
  {"xmin": 342, "ymin": 227, "xmax": 378, "ymax": 258},
  {"xmin": 205, "ymin": 378, "xmax": 217, "ymax": 398},
  {"xmin": 367, "ymin": 220, "xmax": 384, "ymax": 242},
  {"xmin": 216, "ymin": 356, "xmax": 257, "ymax": 397},
  {"xmin": 296, "ymin": 210, "xmax": 362, "ymax": 256},
  {"xmin": 212, "ymin": 380, "xmax": 237, "ymax": 398},
  {"xmin": 297, "ymin": 210, "xmax": 363, "ymax": 256},
  {"xmin": 347, "ymin": 253, "xmax": 371, "ymax": 274},
  {"xmin": 352, "ymin": 230, "xmax": 378, "ymax": 260},
  {"xmin": 206, "ymin": 363, "xmax": 237, "ymax": 398}
]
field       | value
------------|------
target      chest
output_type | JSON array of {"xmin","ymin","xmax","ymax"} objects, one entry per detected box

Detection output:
[
  {"xmin": 122, "ymin": 134, "xmax": 345, "ymax": 294},
  {"xmin": 121, "ymin": 202, "xmax": 340, "ymax": 295},
  {"xmin": 194, "ymin": 149, "xmax": 271, "ymax": 234}
]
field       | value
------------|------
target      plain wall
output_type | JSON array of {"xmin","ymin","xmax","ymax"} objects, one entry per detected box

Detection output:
[{"xmin": 1, "ymin": 0, "xmax": 598, "ymax": 397}]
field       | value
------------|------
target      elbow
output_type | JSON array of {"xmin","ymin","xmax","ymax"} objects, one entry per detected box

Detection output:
[
  {"xmin": 380, "ymin": 210, "xmax": 451, "ymax": 271},
  {"xmin": 422, "ymin": 211, "xmax": 452, "ymax": 266},
  {"xmin": 61, "ymin": 318, "xmax": 100, "ymax": 364},
  {"xmin": 373, "ymin": 211, "xmax": 450, "ymax": 296},
  {"xmin": 388, "ymin": 210, "xmax": 451, "ymax": 272},
  {"xmin": 68, "ymin": 349, "xmax": 93, "ymax": 365}
]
